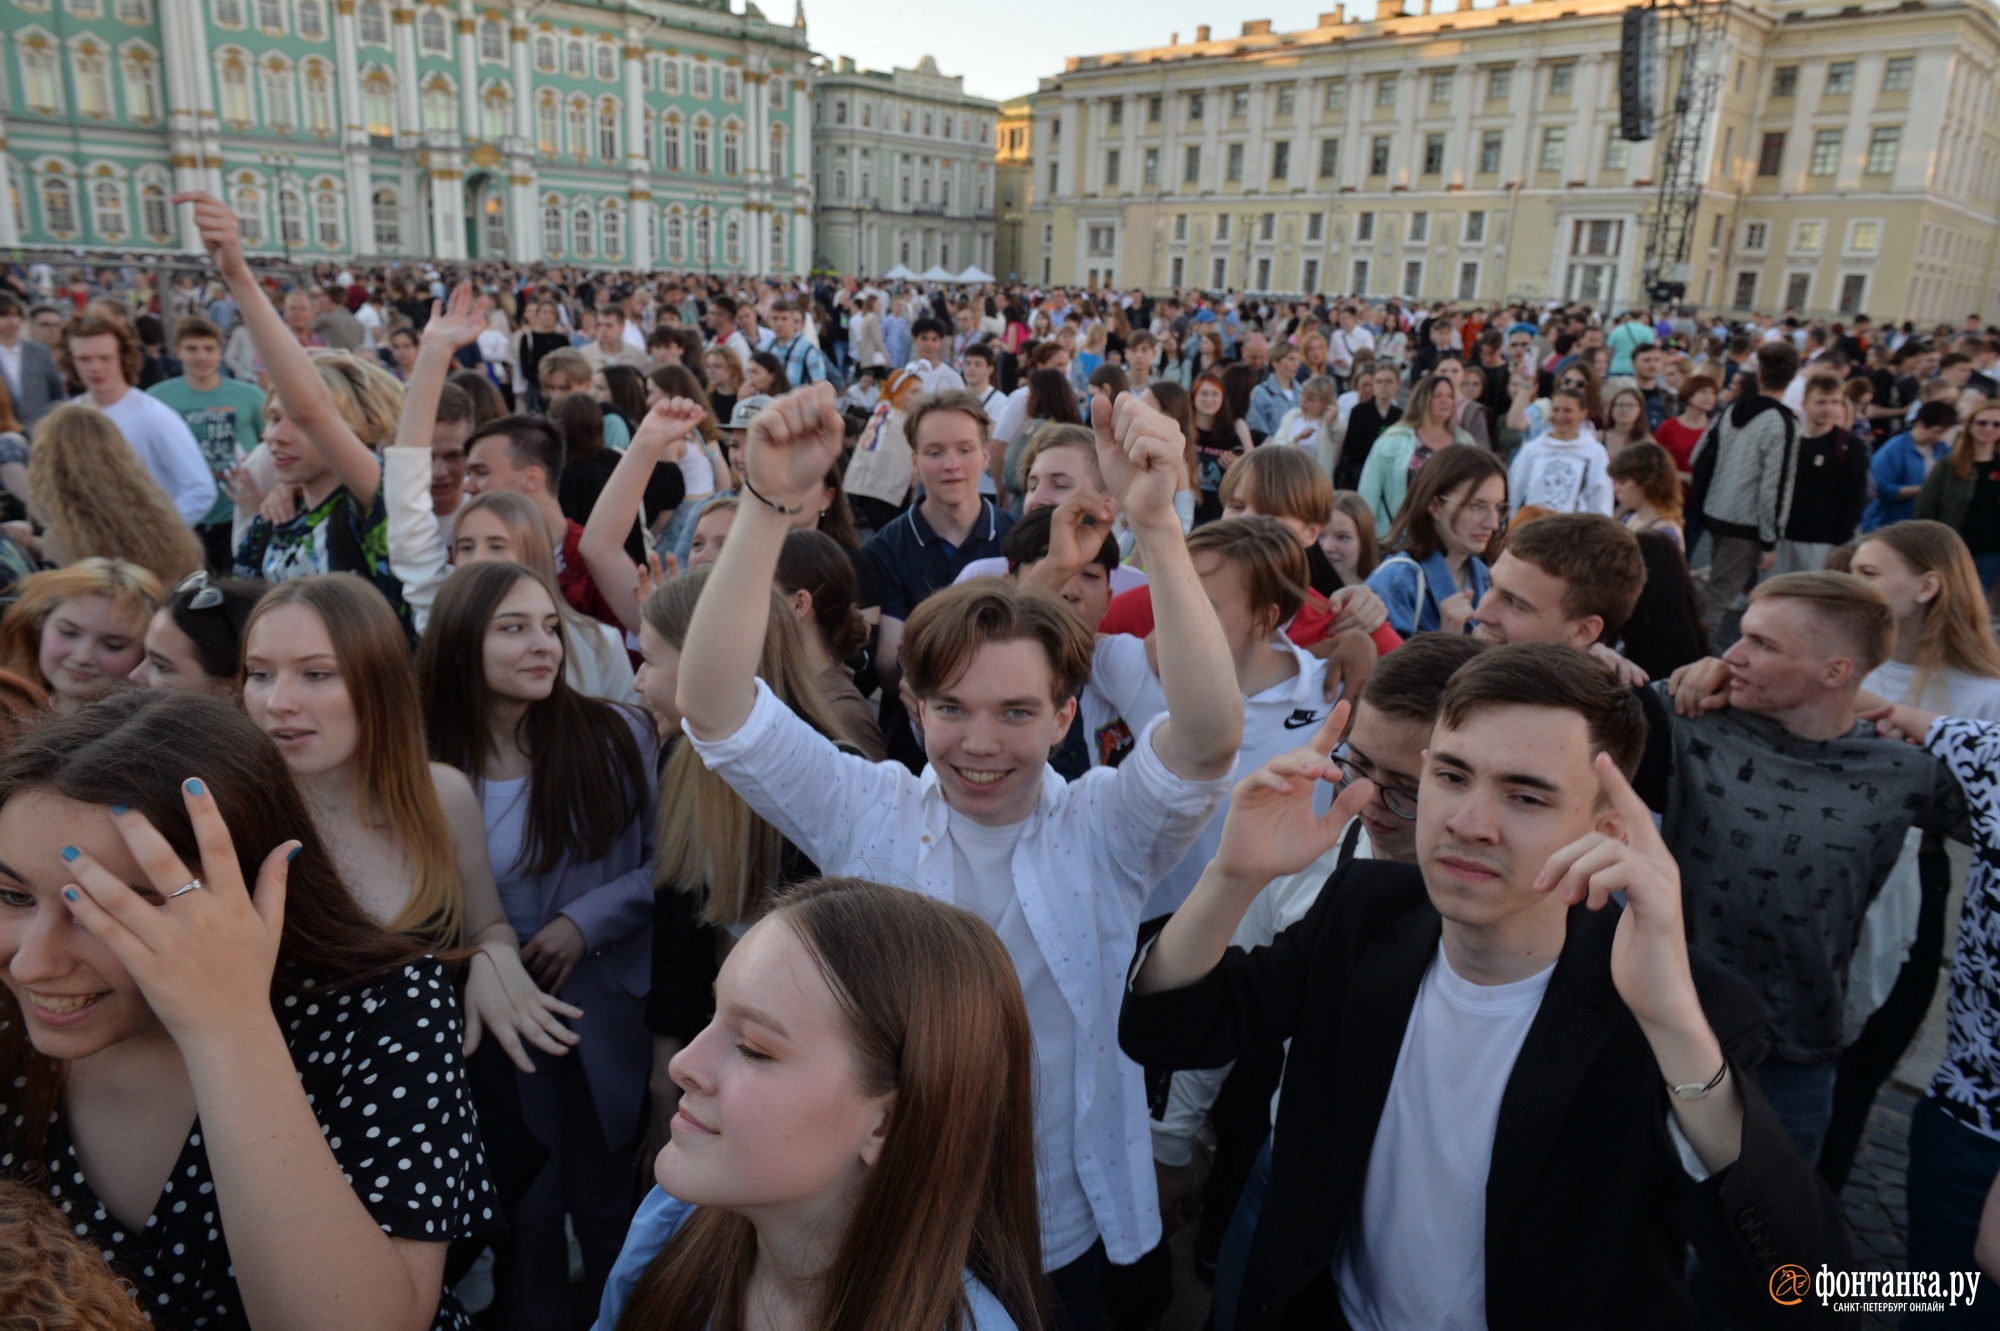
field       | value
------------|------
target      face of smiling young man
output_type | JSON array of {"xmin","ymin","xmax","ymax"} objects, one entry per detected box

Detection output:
[{"xmin": 915, "ymin": 638, "xmax": 1076, "ymax": 827}]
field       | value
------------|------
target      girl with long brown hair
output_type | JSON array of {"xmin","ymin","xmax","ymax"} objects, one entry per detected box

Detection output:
[
  {"xmin": 240, "ymin": 575, "xmax": 578, "ymax": 1066},
  {"xmin": 0, "ymin": 690, "xmax": 500, "ymax": 1330},
  {"xmin": 600, "ymin": 876, "xmax": 1046, "ymax": 1331},
  {"xmin": 27, "ymin": 403, "xmax": 205, "ymax": 582},
  {"xmin": 1143, "ymin": 380, "xmax": 1201, "ymax": 531},
  {"xmin": 647, "ymin": 364, "xmax": 725, "ymax": 553},
  {"xmin": 1189, "ymin": 370, "xmax": 1253, "ymax": 524},
  {"xmin": 1356, "ymin": 371, "xmax": 1478, "ymax": 531},
  {"xmin": 1849, "ymin": 520, "xmax": 2000, "ymax": 716},
  {"xmin": 0, "ymin": 559, "xmax": 160, "ymax": 714},
  {"xmin": 416, "ymin": 559, "xmax": 653, "ymax": 1328},
  {"xmin": 1364, "ymin": 444, "xmax": 1507, "ymax": 634}
]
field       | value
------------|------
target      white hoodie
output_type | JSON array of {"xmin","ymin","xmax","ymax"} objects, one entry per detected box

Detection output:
[{"xmin": 1508, "ymin": 431, "xmax": 1614, "ymax": 515}]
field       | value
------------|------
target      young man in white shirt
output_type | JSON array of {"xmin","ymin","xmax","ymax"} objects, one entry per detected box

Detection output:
[
  {"xmin": 61, "ymin": 312, "xmax": 217, "ymax": 525},
  {"xmin": 671, "ymin": 381, "xmax": 1245, "ymax": 1325},
  {"xmin": 703, "ymin": 296, "xmax": 754, "ymax": 373},
  {"xmin": 906, "ymin": 316, "xmax": 966, "ymax": 394},
  {"xmin": 963, "ymin": 344, "xmax": 1005, "ymax": 498},
  {"xmin": 579, "ymin": 306, "xmax": 649, "ymax": 373}
]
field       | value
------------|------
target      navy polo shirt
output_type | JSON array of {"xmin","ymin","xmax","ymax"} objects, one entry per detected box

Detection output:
[{"xmin": 864, "ymin": 498, "xmax": 1015, "ymax": 622}]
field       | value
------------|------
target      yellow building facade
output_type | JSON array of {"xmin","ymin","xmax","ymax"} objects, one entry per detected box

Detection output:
[
  {"xmin": 995, "ymin": 95, "xmax": 1034, "ymax": 281},
  {"xmin": 1019, "ymin": 0, "xmax": 2000, "ymax": 322}
]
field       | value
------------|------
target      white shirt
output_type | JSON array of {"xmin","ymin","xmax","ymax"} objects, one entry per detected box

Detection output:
[
  {"xmin": 86, "ymin": 389, "xmax": 220, "ymax": 525},
  {"xmin": 1508, "ymin": 434, "xmax": 1614, "ymax": 516},
  {"xmin": 949, "ymin": 810, "xmax": 1096, "ymax": 1265},
  {"xmin": 688, "ymin": 680, "xmax": 1233, "ymax": 1265},
  {"xmin": 906, "ymin": 357, "xmax": 965, "ymax": 395},
  {"xmin": 991, "ymin": 384, "xmax": 1032, "ymax": 445},
  {"xmin": 1335, "ymin": 945, "xmax": 1556, "ymax": 1331},
  {"xmin": 0, "ymin": 340, "xmax": 22, "ymax": 396}
]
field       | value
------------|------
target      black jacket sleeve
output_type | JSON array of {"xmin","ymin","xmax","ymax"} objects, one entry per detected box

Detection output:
[{"xmin": 646, "ymin": 884, "xmax": 723, "ymax": 1045}]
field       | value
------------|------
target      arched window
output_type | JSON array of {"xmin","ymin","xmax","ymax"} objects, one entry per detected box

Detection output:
[
  {"xmin": 22, "ymin": 42, "xmax": 62, "ymax": 114},
  {"xmin": 123, "ymin": 47, "xmax": 161, "ymax": 122},
  {"xmin": 255, "ymin": 0, "xmax": 283, "ymax": 32},
  {"xmin": 296, "ymin": 0, "xmax": 325, "ymax": 39},
  {"xmin": 219, "ymin": 52, "xmax": 253, "ymax": 126},
  {"xmin": 663, "ymin": 209, "xmax": 684, "ymax": 262},
  {"xmin": 139, "ymin": 179, "xmax": 171, "ymax": 238},
  {"xmin": 304, "ymin": 62, "xmax": 334, "ymax": 135},
  {"xmin": 661, "ymin": 59, "xmax": 680, "ymax": 94},
  {"xmin": 536, "ymin": 93, "xmax": 558, "ymax": 154},
  {"xmin": 232, "ymin": 182, "xmax": 263, "ymax": 244},
  {"xmin": 597, "ymin": 98, "xmax": 619, "ymax": 160},
  {"xmin": 721, "ymin": 122, "xmax": 740, "ymax": 175},
  {"xmin": 481, "ymin": 86, "xmax": 510, "ymax": 141},
  {"xmin": 770, "ymin": 213, "xmax": 785, "ymax": 267},
  {"xmin": 278, "ymin": 187, "xmax": 304, "ymax": 246},
  {"xmin": 692, "ymin": 118, "xmax": 711, "ymax": 174},
  {"xmin": 769, "ymin": 125, "xmax": 785, "ymax": 176},
  {"xmin": 691, "ymin": 63, "xmax": 709, "ymax": 98},
  {"xmin": 92, "ymin": 178, "xmax": 127, "ymax": 240},
  {"xmin": 74, "ymin": 42, "xmax": 112, "ymax": 118},
  {"xmin": 315, "ymin": 186, "xmax": 340, "ymax": 246},
  {"xmin": 721, "ymin": 69, "xmax": 738, "ymax": 102},
  {"xmin": 571, "ymin": 201, "xmax": 593, "ymax": 258},
  {"xmin": 422, "ymin": 77, "xmax": 455, "ymax": 133},
  {"xmin": 478, "ymin": 19, "xmax": 504, "ymax": 62},
  {"xmin": 362, "ymin": 69, "xmax": 394, "ymax": 137},
  {"xmin": 834, "ymin": 169, "xmax": 846, "ymax": 201},
  {"xmin": 264, "ymin": 58, "xmax": 296, "ymax": 131},
  {"xmin": 357, "ymin": 0, "xmax": 386, "ymax": 44},
  {"xmin": 768, "ymin": 76, "xmax": 785, "ymax": 109},
  {"xmin": 418, "ymin": 9, "xmax": 448, "ymax": 54},
  {"xmin": 693, "ymin": 213, "xmax": 711, "ymax": 265},
  {"xmin": 372, "ymin": 187, "xmax": 400, "ymax": 248},
  {"xmin": 40, "ymin": 174, "xmax": 77, "ymax": 236},
  {"xmin": 601, "ymin": 202, "xmax": 621, "ymax": 260},
  {"xmin": 116, "ymin": 0, "xmax": 151, "ymax": 21},
  {"xmin": 662, "ymin": 114, "xmax": 682, "ymax": 171},
  {"xmin": 214, "ymin": 0, "xmax": 243, "ymax": 24},
  {"xmin": 593, "ymin": 41, "xmax": 614, "ymax": 81},
  {"xmin": 542, "ymin": 198, "xmax": 562, "ymax": 256},
  {"xmin": 565, "ymin": 38, "xmax": 585, "ymax": 78},
  {"xmin": 723, "ymin": 217, "xmax": 741, "ymax": 267},
  {"xmin": 567, "ymin": 98, "xmax": 589, "ymax": 157},
  {"xmin": 533, "ymin": 33, "xmax": 555, "ymax": 73}
]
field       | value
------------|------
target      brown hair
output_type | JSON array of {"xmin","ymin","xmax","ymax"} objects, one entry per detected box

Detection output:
[
  {"xmin": 776, "ymin": 529, "xmax": 871, "ymax": 660},
  {"xmin": 902, "ymin": 580, "xmax": 1094, "ymax": 706},
  {"xmin": 27, "ymin": 404, "xmax": 205, "ymax": 584},
  {"xmin": 1437, "ymin": 642, "xmax": 1647, "ymax": 779},
  {"xmin": 537, "ymin": 347, "xmax": 592, "ymax": 390},
  {"xmin": 904, "ymin": 389, "xmax": 993, "ymax": 448},
  {"xmin": 0, "ymin": 372, "xmax": 21, "ymax": 436},
  {"xmin": 616, "ymin": 877, "xmax": 1045, "ymax": 1331},
  {"xmin": 1747, "ymin": 571, "xmax": 1896, "ymax": 674},
  {"xmin": 1604, "ymin": 441, "xmax": 1683, "ymax": 522},
  {"xmin": 0, "ymin": 691, "xmax": 426, "ymax": 1172},
  {"xmin": 0, "ymin": 1179, "xmax": 151, "ymax": 1330},
  {"xmin": 1217, "ymin": 446, "xmax": 1334, "ymax": 533},
  {"xmin": 1952, "ymin": 400, "xmax": 2000, "ymax": 481},
  {"xmin": 1360, "ymin": 631, "xmax": 1488, "ymax": 722},
  {"xmin": 243, "ymin": 575, "xmax": 463, "ymax": 943},
  {"xmin": 419, "ymin": 562, "xmax": 647, "ymax": 874},
  {"xmin": 1498, "ymin": 513, "xmax": 1646, "ymax": 641},
  {"xmin": 1329, "ymin": 491, "xmax": 1380, "ymax": 578},
  {"xmin": 0, "ymin": 559, "xmax": 161, "ymax": 693},
  {"xmin": 550, "ymin": 391, "xmax": 607, "ymax": 463},
  {"xmin": 1858, "ymin": 521, "xmax": 2000, "ymax": 698},
  {"xmin": 649, "ymin": 364, "xmax": 720, "ymax": 441},
  {"xmin": 172, "ymin": 314, "xmax": 223, "ymax": 347},
  {"xmin": 1186, "ymin": 516, "xmax": 1311, "ymax": 634},
  {"xmin": 57, "ymin": 314, "xmax": 142, "ymax": 385},
  {"xmin": 1144, "ymin": 380, "xmax": 1200, "ymax": 491},
  {"xmin": 1384, "ymin": 444, "xmax": 1508, "ymax": 561}
]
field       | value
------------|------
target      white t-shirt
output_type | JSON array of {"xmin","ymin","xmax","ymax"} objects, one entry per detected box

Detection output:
[
  {"xmin": 1335, "ymin": 945, "xmax": 1555, "ymax": 1331},
  {"xmin": 1864, "ymin": 661, "xmax": 2000, "ymax": 721},
  {"xmin": 947, "ymin": 809, "xmax": 1097, "ymax": 1268},
  {"xmin": 89, "ymin": 388, "xmax": 221, "ymax": 526}
]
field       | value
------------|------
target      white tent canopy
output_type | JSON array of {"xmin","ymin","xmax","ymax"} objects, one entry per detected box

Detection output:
[
  {"xmin": 955, "ymin": 265, "xmax": 996, "ymax": 283},
  {"xmin": 916, "ymin": 264, "xmax": 957, "ymax": 282},
  {"xmin": 882, "ymin": 263, "xmax": 917, "ymax": 279}
]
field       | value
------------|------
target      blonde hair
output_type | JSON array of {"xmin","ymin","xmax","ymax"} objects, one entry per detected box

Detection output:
[
  {"xmin": 28, "ymin": 404, "xmax": 205, "ymax": 584},
  {"xmin": 285, "ymin": 350, "xmax": 405, "ymax": 447},
  {"xmin": 648, "ymin": 572, "xmax": 850, "ymax": 927},
  {"xmin": 452, "ymin": 490, "xmax": 623, "ymax": 682},
  {"xmin": 1747, "ymin": 571, "xmax": 1896, "ymax": 675},
  {"xmin": 0, "ymin": 559, "xmax": 162, "ymax": 692}
]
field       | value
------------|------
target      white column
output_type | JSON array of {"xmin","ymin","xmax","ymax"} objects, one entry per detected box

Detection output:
[
  {"xmin": 1567, "ymin": 53, "xmax": 1603, "ymax": 183},
  {"xmin": 511, "ymin": 6, "xmax": 533, "ymax": 140},
  {"xmin": 508, "ymin": 5, "xmax": 536, "ymax": 261},
  {"xmin": 1502, "ymin": 59, "xmax": 1534, "ymax": 184},
  {"xmin": 392, "ymin": 1, "xmax": 421, "ymax": 144},
  {"xmin": 160, "ymin": 0, "xmax": 221, "ymax": 248},
  {"xmin": 430, "ymin": 158, "xmax": 466, "ymax": 258},
  {"xmin": 457, "ymin": 3, "xmax": 479, "ymax": 134},
  {"xmin": 333, "ymin": 0, "xmax": 376, "ymax": 252},
  {"xmin": 624, "ymin": 31, "xmax": 651, "ymax": 265}
]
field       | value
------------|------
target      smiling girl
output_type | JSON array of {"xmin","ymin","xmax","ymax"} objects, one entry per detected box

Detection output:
[{"xmin": 0, "ymin": 559, "xmax": 160, "ymax": 714}]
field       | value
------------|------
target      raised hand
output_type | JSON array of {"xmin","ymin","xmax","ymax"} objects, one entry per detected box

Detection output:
[
  {"xmin": 421, "ymin": 280, "xmax": 493, "ymax": 354},
  {"xmin": 60, "ymin": 780, "xmax": 298, "ymax": 1050},
  {"xmin": 173, "ymin": 192, "xmax": 250, "ymax": 279},
  {"xmin": 1091, "ymin": 390, "xmax": 1187, "ymax": 532},
  {"xmin": 1534, "ymin": 753, "xmax": 1697, "ymax": 1030},
  {"xmin": 631, "ymin": 395, "xmax": 705, "ymax": 461},
  {"xmin": 1209, "ymin": 705, "xmax": 1374, "ymax": 887},
  {"xmin": 744, "ymin": 381, "xmax": 845, "ymax": 509}
]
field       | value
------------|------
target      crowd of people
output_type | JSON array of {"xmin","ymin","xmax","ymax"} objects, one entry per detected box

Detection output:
[{"xmin": 5, "ymin": 209, "xmax": 2000, "ymax": 1331}]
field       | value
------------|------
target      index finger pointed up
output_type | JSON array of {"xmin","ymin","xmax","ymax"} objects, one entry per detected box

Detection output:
[
  {"xmin": 1593, "ymin": 752, "xmax": 1662, "ymax": 851},
  {"xmin": 1310, "ymin": 700, "xmax": 1349, "ymax": 757}
]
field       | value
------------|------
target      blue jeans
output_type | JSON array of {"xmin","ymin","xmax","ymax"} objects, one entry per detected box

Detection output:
[
  {"xmin": 1758, "ymin": 1056, "xmax": 1840, "ymax": 1165},
  {"xmin": 1974, "ymin": 551, "xmax": 2000, "ymax": 590},
  {"xmin": 1906, "ymin": 1096, "xmax": 2000, "ymax": 1327},
  {"xmin": 1211, "ymin": 1135, "xmax": 1273, "ymax": 1331}
]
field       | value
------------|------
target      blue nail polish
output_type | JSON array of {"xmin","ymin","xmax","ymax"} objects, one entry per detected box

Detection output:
[
  {"xmin": 287, "ymin": 846, "xmax": 302, "ymax": 862},
  {"xmin": 63, "ymin": 887, "xmax": 78, "ymax": 902},
  {"xmin": 60, "ymin": 846, "xmax": 78, "ymax": 862},
  {"xmin": 185, "ymin": 779, "xmax": 205, "ymax": 795},
  {"xmin": 110, "ymin": 805, "xmax": 129, "ymax": 815}
]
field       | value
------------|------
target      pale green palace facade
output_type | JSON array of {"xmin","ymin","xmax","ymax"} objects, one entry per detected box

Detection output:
[{"xmin": 0, "ymin": 0, "xmax": 814, "ymax": 269}]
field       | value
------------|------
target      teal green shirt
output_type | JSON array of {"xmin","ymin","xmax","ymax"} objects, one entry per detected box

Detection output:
[{"xmin": 147, "ymin": 376, "xmax": 267, "ymax": 527}]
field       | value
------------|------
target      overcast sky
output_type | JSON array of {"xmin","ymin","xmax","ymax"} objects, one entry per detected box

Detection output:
[{"xmin": 799, "ymin": 0, "xmax": 1397, "ymax": 103}]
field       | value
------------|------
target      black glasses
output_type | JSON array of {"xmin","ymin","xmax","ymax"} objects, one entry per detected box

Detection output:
[
  {"xmin": 174, "ymin": 570, "xmax": 224, "ymax": 612},
  {"xmin": 1332, "ymin": 742, "xmax": 1418, "ymax": 821}
]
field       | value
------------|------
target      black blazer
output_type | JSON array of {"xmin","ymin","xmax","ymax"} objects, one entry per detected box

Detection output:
[{"xmin": 1120, "ymin": 859, "xmax": 1855, "ymax": 1330}]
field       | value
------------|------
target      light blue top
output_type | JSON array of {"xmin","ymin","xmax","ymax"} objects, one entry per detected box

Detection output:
[
  {"xmin": 594, "ymin": 1190, "xmax": 1020, "ymax": 1331},
  {"xmin": 1862, "ymin": 429, "xmax": 1947, "ymax": 532},
  {"xmin": 1365, "ymin": 549, "xmax": 1492, "ymax": 635}
]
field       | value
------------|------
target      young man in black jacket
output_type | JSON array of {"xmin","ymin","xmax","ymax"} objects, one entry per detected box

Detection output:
[
  {"xmin": 1775, "ymin": 371, "xmax": 1871, "ymax": 574},
  {"xmin": 1122, "ymin": 643, "xmax": 1851, "ymax": 1330}
]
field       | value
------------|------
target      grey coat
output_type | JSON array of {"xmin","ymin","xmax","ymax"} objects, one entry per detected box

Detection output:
[{"xmin": 7, "ymin": 340, "xmax": 67, "ymax": 429}]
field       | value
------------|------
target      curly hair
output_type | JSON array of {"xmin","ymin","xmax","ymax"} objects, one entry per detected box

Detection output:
[
  {"xmin": 0, "ymin": 1179, "xmax": 151, "ymax": 1331},
  {"xmin": 28, "ymin": 405, "xmax": 205, "ymax": 583},
  {"xmin": 56, "ymin": 313, "xmax": 142, "ymax": 386}
]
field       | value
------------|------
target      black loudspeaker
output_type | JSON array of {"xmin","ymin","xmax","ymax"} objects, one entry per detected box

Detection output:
[{"xmin": 1619, "ymin": 6, "xmax": 1659, "ymax": 142}]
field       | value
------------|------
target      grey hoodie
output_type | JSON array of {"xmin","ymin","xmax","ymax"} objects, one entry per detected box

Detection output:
[{"xmin": 1692, "ymin": 391, "xmax": 1799, "ymax": 548}]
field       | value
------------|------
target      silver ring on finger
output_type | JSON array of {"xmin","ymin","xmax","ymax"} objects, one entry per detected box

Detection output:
[{"xmin": 168, "ymin": 878, "xmax": 204, "ymax": 899}]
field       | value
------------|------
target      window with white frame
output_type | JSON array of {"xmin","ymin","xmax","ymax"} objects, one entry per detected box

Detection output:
[
  {"xmin": 1215, "ymin": 212, "xmax": 1232, "ymax": 241},
  {"xmin": 1487, "ymin": 67, "xmax": 1511, "ymax": 100},
  {"xmin": 533, "ymin": 34, "xmax": 555, "ymax": 73},
  {"xmin": 541, "ymin": 198, "xmax": 562, "ymax": 255},
  {"xmin": 372, "ymin": 187, "xmax": 400, "ymax": 248},
  {"xmin": 361, "ymin": 69, "xmax": 394, "ymax": 136},
  {"xmin": 91, "ymin": 178, "xmax": 127, "ymax": 240},
  {"xmin": 1539, "ymin": 126, "xmax": 1567, "ymax": 172},
  {"xmin": 722, "ymin": 69, "xmax": 739, "ymax": 101},
  {"xmin": 296, "ymin": 0, "xmax": 325, "ymax": 38},
  {"xmin": 479, "ymin": 19, "xmax": 504, "ymax": 61},
  {"xmin": 481, "ymin": 85, "xmax": 509, "ymax": 141},
  {"xmin": 418, "ymin": 10, "xmax": 448, "ymax": 54},
  {"xmin": 598, "ymin": 99, "xmax": 619, "ymax": 160},
  {"xmin": 571, "ymin": 201, "xmax": 593, "ymax": 257},
  {"xmin": 594, "ymin": 41, "xmax": 615, "ymax": 81},
  {"xmin": 722, "ymin": 122, "xmax": 740, "ymax": 175},
  {"xmin": 1809, "ymin": 129, "xmax": 1842, "ymax": 176},
  {"xmin": 232, "ymin": 182, "xmax": 263, "ymax": 243},
  {"xmin": 255, "ymin": 0, "xmax": 283, "ymax": 33},
  {"xmin": 123, "ymin": 47, "xmax": 161, "ymax": 122},
  {"xmin": 724, "ymin": 217, "xmax": 742, "ymax": 266},
  {"xmin": 662, "ymin": 114, "xmax": 682, "ymax": 170},
  {"xmin": 264, "ymin": 59, "xmax": 297, "ymax": 130},
  {"xmin": 1355, "ymin": 210, "xmax": 1374, "ymax": 241},
  {"xmin": 1743, "ymin": 220, "xmax": 1768, "ymax": 250},
  {"xmin": 1403, "ymin": 260, "xmax": 1423, "ymax": 297},
  {"xmin": 219, "ymin": 52, "xmax": 253, "ymax": 125},
  {"xmin": 662, "ymin": 59, "xmax": 680, "ymax": 94},
  {"xmin": 1882, "ymin": 57, "xmax": 1914, "ymax": 92},
  {"xmin": 567, "ymin": 99, "xmax": 589, "ymax": 156},
  {"xmin": 1848, "ymin": 219, "xmax": 1881, "ymax": 253},
  {"xmin": 1603, "ymin": 128, "xmax": 1630, "ymax": 172},
  {"xmin": 769, "ymin": 77, "xmax": 785, "ymax": 109},
  {"xmin": 1212, "ymin": 256, "xmax": 1227, "ymax": 287},
  {"xmin": 74, "ymin": 42, "xmax": 113, "ymax": 118},
  {"xmin": 1459, "ymin": 261, "xmax": 1480, "ymax": 300},
  {"xmin": 601, "ymin": 201, "xmax": 621, "ymax": 259},
  {"xmin": 566, "ymin": 39, "xmax": 585, "ymax": 78},
  {"xmin": 663, "ymin": 210, "xmax": 684, "ymax": 262},
  {"xmin": 1865, "ymin": 126, "xmax": 1900, "ymax": 176},
  {"xmin": 1794, "ymin": 219, "xmax": 1825, "ymax": 252},
  {"xmin": 692, "ymin": 118, "xmax": 711, "ymax": 173},
  {"xmin": 1375, "ymin": 74, "xmax": 1397, "ymax": 108},
  {"xmin": 770, "ymin": 125, "xmax": 785, "ymax": 176},
  {"xmin": 1465, "ymin": 209, "xmax": 1486, "ymax": 242},
  {"xmin": 22, "ymin": 40, "xmax": 63, "ymax": 113},
  {"xmin": 1430, "ymin": 71, "xmax": 1453, "ymax": 104},
  {"xmin": 691, "ymin": 63, "xmax": 710, "ymax": 98},
  {"xmin": 1549, "ymin": 62, "xmax": 1575, "ymax": 96},
  {"xmin": 1825, "ymin": 60, "xmax": 1855, "ymax": 95},
  {"xmin": 315, "ymin": 186, "xmax": 340, "ymax": 246},
  {"xmin": 1086, "ymin": 224, "xmax": 1114, "ymax": 255},
  {"xmin": 537, "ymin": 93, "xmax": 558, "ymax": 153},
  {"xmin": 1410, "ymin": 211, "xmax": 1429, "ymax": 242},
  {"xmin": 214, "ymin": 0, "xmax": 244, "ymax": 25},
  {"xmin": 357, "ymin": 1, "xmax": 386, "ymax": 44},
  {"xmin": 115, "ymin": 0, "xmax": 148, "ymax": 21},
  {"xmin": 140, "ymin": 179, "xmax": 171, "ymax": 238},
  {"xmin": 1351, "ymin": 258, "xmax": 1370, "ymax": 292},
  {"xmin": 423, "ymin": 78, "xmax": 455, "ymax": 134},
  {"xmin": 770, "ymin": 214, "xmax": 785, "ymax": 266},
  {"xmin": 1306, "ymin": 212, "xmax": 1323, "ymax": 242},
  {"xmin": 40, "ymin": 174, "xmax": 77, "ymax": 236},
  {"xmin": 278, "ymin": 187, "xmax": 304, "ymax": 245},
  {"xmin": 1323, "ymin": 80, "xmax": 1345, "ymax": 112}
]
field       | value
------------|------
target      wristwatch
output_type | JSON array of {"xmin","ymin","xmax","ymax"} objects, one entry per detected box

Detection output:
[{"xmin": 1669, "ymin": 1061, "xmax": 1729, "ymax": 1101}]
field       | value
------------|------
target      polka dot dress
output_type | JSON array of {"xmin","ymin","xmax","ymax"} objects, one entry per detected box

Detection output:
[{"xmin": 2, "ymin": 959, "xmax": 501, "ymax": 1330}]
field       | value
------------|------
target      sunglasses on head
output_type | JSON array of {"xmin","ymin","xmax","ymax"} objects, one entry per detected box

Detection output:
[{"xmin": 174, "ymin": 570, "xmax": 225, "ymax": 612}]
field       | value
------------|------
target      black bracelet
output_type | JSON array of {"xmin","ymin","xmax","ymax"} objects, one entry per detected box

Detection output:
[{"xmin": 741, "ymin": 476, "xmax": 804, "ymax": 516}]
